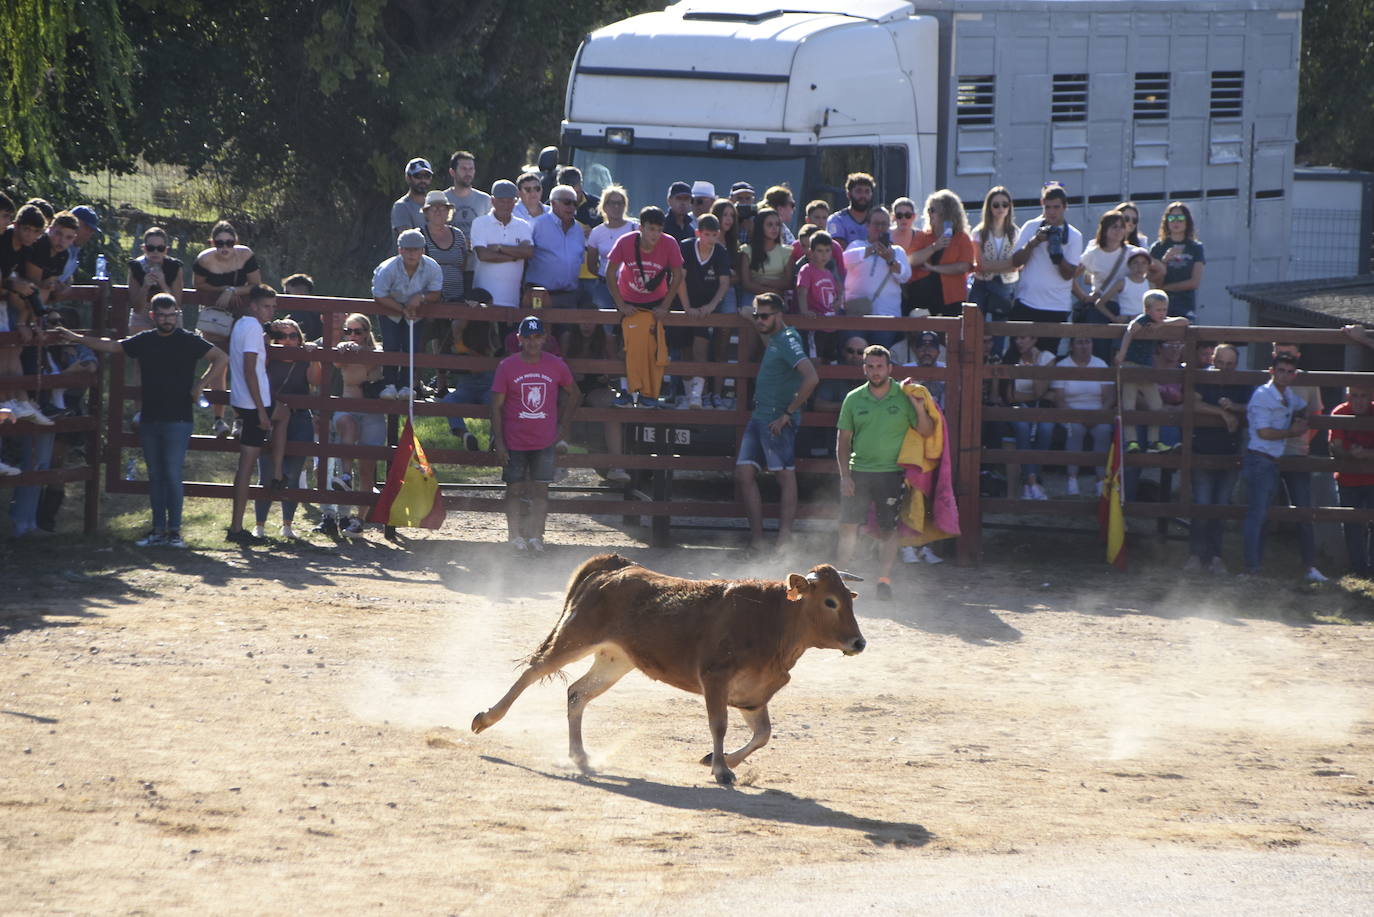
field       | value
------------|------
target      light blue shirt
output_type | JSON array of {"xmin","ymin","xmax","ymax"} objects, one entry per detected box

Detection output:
[
  {"xmin": 526, "ymin": 213, "xmax": 585, "ymax": 292},
  {"xmin": 371, "ymin": 254, "xmax": 443, "ymax": 324},
  {"xmin": 1245, "ymin": 381, "xmax": 1305, "ymax": 458}
]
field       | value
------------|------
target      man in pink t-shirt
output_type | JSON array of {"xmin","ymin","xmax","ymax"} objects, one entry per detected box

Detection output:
[{"xmin": 490, "ymin": 315, "xmax": 579, "ymax": 554}]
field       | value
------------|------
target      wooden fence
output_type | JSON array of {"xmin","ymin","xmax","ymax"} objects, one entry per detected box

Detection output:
[{"xmin": 5, "ymin": 283, "xmax": 1374, "ymax": 565}]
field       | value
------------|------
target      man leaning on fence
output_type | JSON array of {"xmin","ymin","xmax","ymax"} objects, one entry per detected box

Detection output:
[
  {"xmin": 1241, "ymin": 353, "xmax": 1310, "ymax": 580},
  {"xmin": 62, "ymin": 293, "xmax": 226, "ymax": 548},
  {"xmin": 736, "ymin": 292, "xmax": 818, "ymax": 553}
]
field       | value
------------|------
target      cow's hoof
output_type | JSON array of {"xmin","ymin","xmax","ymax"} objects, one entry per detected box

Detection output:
[
  {"xmin": 571, "ymin": 752, "xmax": 592, "ymax": 774},
  {"xmin": 471, "ymin": 711, "xmax": 491, "ymax": 734},
  {"xmin": 713, "ymin": 767, "xmax": 736, "ymax": 787}
]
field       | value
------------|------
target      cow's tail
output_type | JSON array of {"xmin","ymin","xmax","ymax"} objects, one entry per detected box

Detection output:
[{"xmin": 527, "ymin": 553, "xmax": 636, "ymax": 665}]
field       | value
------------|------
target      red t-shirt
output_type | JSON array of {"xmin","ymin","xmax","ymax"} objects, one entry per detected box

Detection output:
[
  {"xmin": 610, "ymin": 231, "xmax": 684, "ymax": 304},
  {"xmin": 1329, "ymin": 400, "xmax": 1374, "ymax": 486},
  {"xmin": 796, "ymin": 262, "xmax": 840, "ymax": 316},
  {"xmin": 491, "ymin": 351, "xmax": 575, "ymax": 451}
]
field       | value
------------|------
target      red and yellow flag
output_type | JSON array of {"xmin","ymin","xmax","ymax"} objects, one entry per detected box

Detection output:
[
  {"xmin": 368, "ymin": 419, "xmax": 445, "ymax": 528},
  {"xmin": 1098, "ymin": 417, "xmax": 1127, "ymax": 569}
]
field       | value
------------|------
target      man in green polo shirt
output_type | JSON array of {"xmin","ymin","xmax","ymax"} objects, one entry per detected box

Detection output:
[{"xmin": 837, "ymin": 344, "xmax": 936, "ymax": 599}]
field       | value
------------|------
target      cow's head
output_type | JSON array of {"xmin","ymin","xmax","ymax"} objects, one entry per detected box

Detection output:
[{"xmin": 786, "ymin": 565, "xmax": 866, "ymax": 655}]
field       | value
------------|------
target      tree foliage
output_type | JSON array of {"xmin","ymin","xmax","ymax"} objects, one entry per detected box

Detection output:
[{"xmin": 1296, "ymin": 0, "xmax": 1374, "ymax": 172}]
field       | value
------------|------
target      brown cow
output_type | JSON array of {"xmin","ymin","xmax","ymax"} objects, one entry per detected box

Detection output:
[{"xmin": 471, "ymin": 553, "xmax": 865, "ymax": 785}]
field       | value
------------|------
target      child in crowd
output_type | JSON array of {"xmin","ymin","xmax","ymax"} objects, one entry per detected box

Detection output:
[
  {"xmin": 1115, "ymin": 249, "xmax": 1152, "ymax": 322},
  {"xmin": 1113, "ymin": 289, "xmax": 1189, "ymax": 453},
  {"xmin": 795, "ymin": 230, "xmax": 844, "ymax": 360}
]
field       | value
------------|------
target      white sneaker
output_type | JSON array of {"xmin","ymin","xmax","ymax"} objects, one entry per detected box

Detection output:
[
  {"xmin": 342, "ymin": 516, "xmax": 364, "ymax": 536},
  {"xmin": 1306, "ymin": 567, "xmax": 1328, "ymax": 583},
  {"xmin": 919, "ymin": 546, "xmax": 944, "ymax": 565},
  {"xmin": 252, "ymin": 525, "xmax": 267, "ymax": 539},
  {"xmin": 10, "ymin": 400, "xmax": 54, "ymax": 426},
  {"xmin": 0, "ymin": 460, "xmax": 19, "ymax": 476},
  {"xmin": 1029, "ymin": 483, "xmax": 1048, "ymax": 501},
  {"xmin": 281, "ymin": 524, "xmax": 296, "ymax": 540},
  {"xmin": 378, "ymin": 384, "xmax": 399, "ymax": 400},
  {"xmin": 900, "ymin": 545, "xmax": 920, "ymax": 564},
  {"xmin": 509, "ymin": 536, "xmax": 528, "ymax": 554},
  {"xmin": 135, "ymin": 531, "xmax": 165, "ymax": 547},
  {"xmin": 396, "ymin": 386, "xmax": 413, "ymax": 400},
  {"xmin": 1065, "ymin": 476, "xmax": 1080, "ymax": 496},
  {"xmin": 163, "ymin": 532, "xmax": 187, "ymax": 549},
  {"xmin": 526, "ymin": 536, "xmax": 546, "ymax": 555},
  {"xmin": 605, "ymin": 468, "xmax": 631, "ymax": 483}
]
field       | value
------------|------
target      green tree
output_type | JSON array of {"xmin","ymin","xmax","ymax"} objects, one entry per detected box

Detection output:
[{"xmin": 1297, "ymin": 0, "xmax": 1374, "ymax": 171}]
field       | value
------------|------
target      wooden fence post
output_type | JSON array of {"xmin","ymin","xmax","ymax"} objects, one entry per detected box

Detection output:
[{"xmin": 956, "ymin": 304, "xmax": 985, "ymax": 564}]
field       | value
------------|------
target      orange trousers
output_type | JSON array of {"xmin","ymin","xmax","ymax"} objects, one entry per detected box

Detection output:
[{"xmin": 621, "ymin": 308, "xmax": 670, "ymax": 399}]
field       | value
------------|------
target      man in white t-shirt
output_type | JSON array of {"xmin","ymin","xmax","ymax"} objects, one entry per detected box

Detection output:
[
  {"xmin": 1011, "ymin": 182, "xmax": 1083, "ymax": 352},
  {"xmin": 470, "ymin": 180, "xmax": 534, "ymax": 308},
  {"xmin": 226, "ymin": 284, "xmax": 276, "ymax": 545}
]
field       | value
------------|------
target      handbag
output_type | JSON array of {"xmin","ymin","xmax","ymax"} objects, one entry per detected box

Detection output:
[
  {"xmin": 844, "ymin": 255, "xmax": 895, "ymax": 317},
  {"xmin": 1072, "ymin": 246, "xmax": 1129, "ymax": 323}
]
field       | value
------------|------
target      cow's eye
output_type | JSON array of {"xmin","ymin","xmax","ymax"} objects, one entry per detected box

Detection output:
[{"xmin": 824, "ymin": 597, "xmax": 839, "ymax": 610}]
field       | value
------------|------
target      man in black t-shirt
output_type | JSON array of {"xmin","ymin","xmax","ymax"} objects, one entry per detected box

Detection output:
[
  {"xmin": 1185, "ymin": 342, "xmax": 1251, "ymax": 573},
  {"xmin": 673, "ymin": 214, "xmax": 733, "ymax": 408},
  {"xmin": 62, "ymin": 294, "xmax": 227, "ymax": 548}
]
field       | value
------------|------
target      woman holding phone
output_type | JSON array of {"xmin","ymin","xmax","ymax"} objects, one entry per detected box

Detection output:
[{"xmin": 906, "ymin": 189, "xmax": 976, "ymax": 317}]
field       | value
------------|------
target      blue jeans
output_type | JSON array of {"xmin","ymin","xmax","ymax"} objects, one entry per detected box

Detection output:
[
  {"xmin": 1063, "ymin": 421, "xmax": 1111, "ymax": 476},
  {"xmin": 1279, "ymin": 470, "xmax": 1316, "ymax": 568},
  {"xmin": 1012, "ymin": 418, "xmax": 1054, "ymax": 477},
  {"xmin": 442, "ymin": 371, "xmax": 494, "ymax": 434},
  {"xmin": 255, "ymin": 411, "xmax": 314, "ymax": 526},
  {"xmin": 8, "ymin": 432, "xmax": 55, "ymax": 535},
  {"xmin": 1338, "ymin": 483, "xmax": 1374, "ymax": 573},
  {"xmin": 1242, "ymin": 452, "xmax": 1281, "ymax": 572},
  {"xmin": 1189, "ymin": 466, "xmax": 1239, "ymax": 561},
  {"xmin": 139, "ymin": 421, "xmax": 193, "ymax": 533},
  {"xmin": 380, "ymin": 317, "xmax": 423, "ymax": 387}
]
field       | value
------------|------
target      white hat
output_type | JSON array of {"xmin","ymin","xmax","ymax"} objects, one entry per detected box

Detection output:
[{"xmin": 690, "ymin": 180, "xmax": 716, "ymax": 199}]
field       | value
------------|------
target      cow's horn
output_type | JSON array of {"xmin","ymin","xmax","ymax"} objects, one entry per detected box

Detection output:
[
  {"xmin": 836, "ymin": 570, "xmax": 864, "ymax": 582},
  {"xmin": 805, "ymin": 571, "xmax": 820, "ymax": 585}
]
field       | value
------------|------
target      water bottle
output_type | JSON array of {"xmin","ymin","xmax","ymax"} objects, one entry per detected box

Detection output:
[{"xmin": 95, "ymin": 254, "xmax": 109, "ymax": 281}]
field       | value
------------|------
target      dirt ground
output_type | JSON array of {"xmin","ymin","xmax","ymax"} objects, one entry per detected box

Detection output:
[{"xmin": 3, "ymin": 508, "xmax": 1373, "ymax": 915}]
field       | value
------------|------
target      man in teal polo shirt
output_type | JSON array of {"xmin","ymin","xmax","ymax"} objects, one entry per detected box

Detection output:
[
  {"xmin": 836, "ymin": 344, "xmax": 936, "ymax": 599},
  {"xmin": 736, "ymin": 292, "xmax": 819, "ymax": 551}
]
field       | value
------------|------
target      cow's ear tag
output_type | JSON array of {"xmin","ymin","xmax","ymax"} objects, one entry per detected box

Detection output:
[{"xmin": 786, "ymin": 573, "xmax": 808, "ymax": 601}]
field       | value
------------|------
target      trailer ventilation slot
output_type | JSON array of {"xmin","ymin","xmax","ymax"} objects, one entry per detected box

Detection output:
[
  {"xmin": 1051, "ymin": 74, "xmax": 1088, "ymax": 122},
  {"xmin": 1210, "ymin": 71, "xmax": 1244, "ymax": 118},
  {"xmin": 1133, "ymin": 73, "xmax": 1170, "ymax": 121},
  {"xmin": 956, "ymin": 75, "xmax": 995, "ymax": 126}
]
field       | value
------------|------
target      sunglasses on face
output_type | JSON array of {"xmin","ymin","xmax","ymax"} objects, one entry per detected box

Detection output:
[
  {"xmin": 213, "ymin": 238, "xmax": 236, "ymax": 248},
  {"xmin": 1166, "ymin": 214, "xmax": 1187, "ymax": 222},
  {"xmin": 990, "ymin": 201, "xmax": 1010, "ymax": 209},
  {"xmin": 752, "ymin": 312, "xmax": 778, "ymax": 320},
  {"xmin": 344, "ymin": 328, "xmax": 368, "ymax": 336},
  {"xmin": 895, "ymin": 211, "xmax": 915, "ymax": 219},
  {"xmin": 1121, "ymin": 215, "xmax": 1137, "ymax": 223},
  {"xmin": 145, "ymin": 244, "xmax": 167, "ymax": 253}
]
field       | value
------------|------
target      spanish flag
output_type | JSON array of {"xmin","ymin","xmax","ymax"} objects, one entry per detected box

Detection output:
[
  {"xmin": 1098, "ymin": 417, "xmax": 1127, "ymax": 569},
  {"xmin": 368, "ymin": 419, "xmax": 446, "ymax": 528}
]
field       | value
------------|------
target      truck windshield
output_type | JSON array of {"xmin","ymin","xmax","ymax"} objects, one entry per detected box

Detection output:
[{"xmin": 571, "ymin": 148, "xmax": 807, "ymax": 215}]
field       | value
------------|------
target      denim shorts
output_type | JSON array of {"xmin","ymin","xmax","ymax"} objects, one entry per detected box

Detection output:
[
  {"xmin": 503, "ymin": 444, "xmax": 557, "ymax": 483},
  {"xmin": 736, "ymin": 417, "xmax": 797, "ymax": 472},
  {"xmin": 331, "ymin": 411, "xmax": 387, "ymax": 446}
]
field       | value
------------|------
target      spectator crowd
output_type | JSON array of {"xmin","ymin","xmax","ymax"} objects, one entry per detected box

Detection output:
[{"xmin": 3, "ymin": 153, "xmax": 1373, "ymax": 584}]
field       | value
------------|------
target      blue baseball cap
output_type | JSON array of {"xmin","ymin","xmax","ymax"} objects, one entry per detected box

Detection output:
[
  {"xmin": 71, "ymin": 205, "xmax": 100, "ymax": 231},
  {"xmin": 518, "ymin": 315, "xmax": 546, "ymax": 337}
]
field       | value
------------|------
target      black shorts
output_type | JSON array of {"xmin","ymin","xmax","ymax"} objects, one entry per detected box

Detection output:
[
  {"xmin": 235, "ymin": 404, "xmax": 275, "ymax": 448},
  {"xmin": 839, "ymin": 470, "xmax": 905, "ymax": 531}
]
